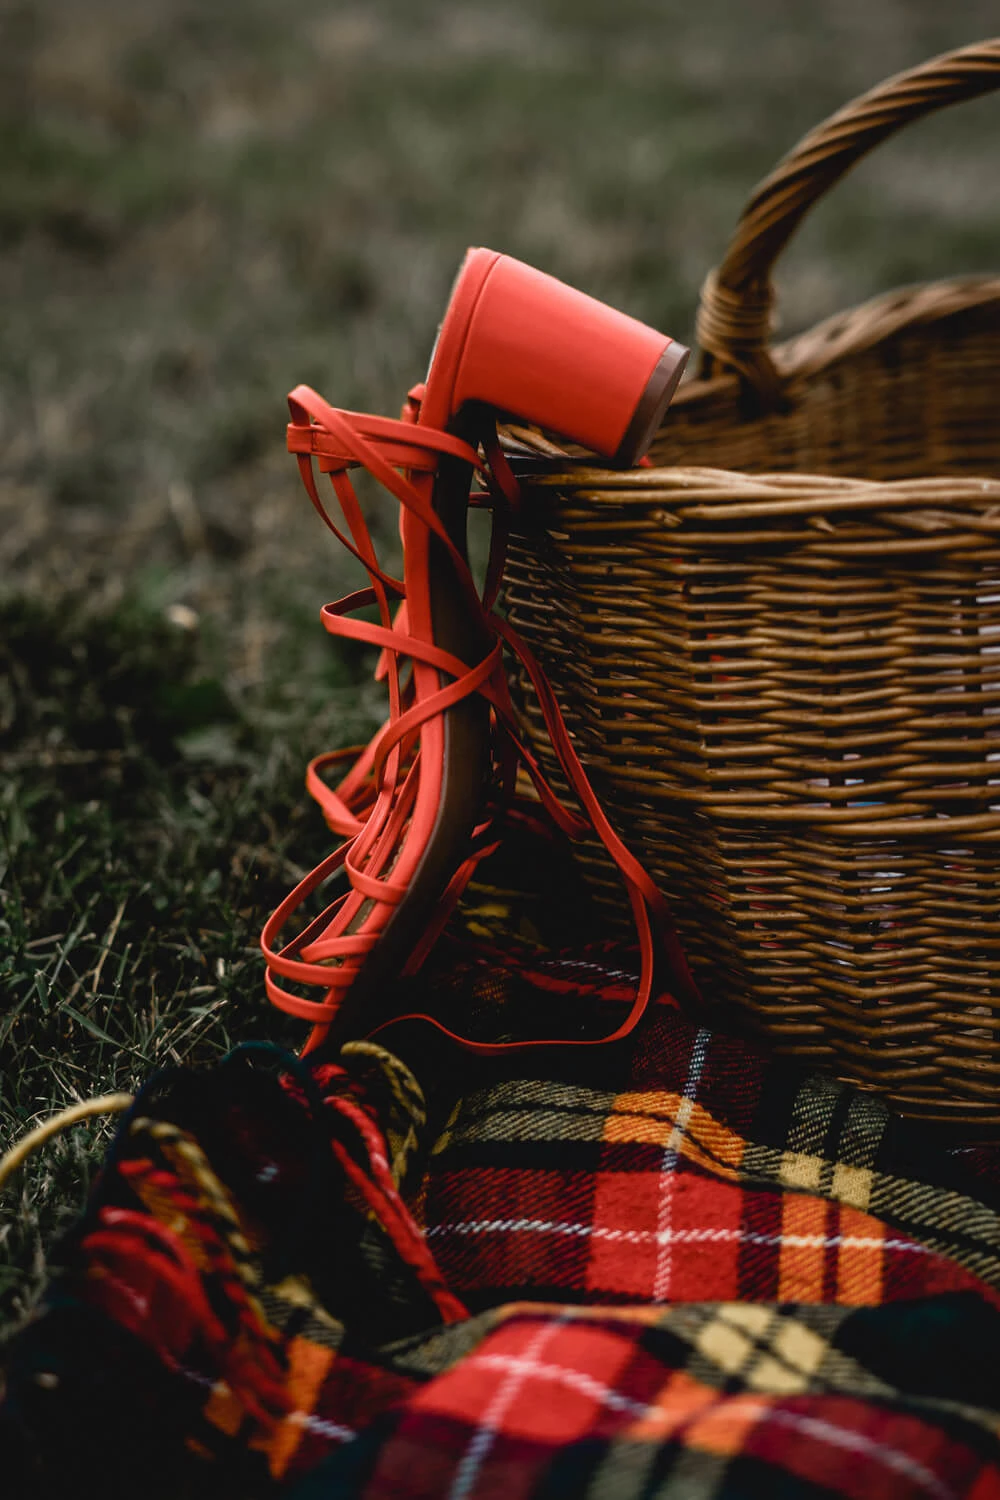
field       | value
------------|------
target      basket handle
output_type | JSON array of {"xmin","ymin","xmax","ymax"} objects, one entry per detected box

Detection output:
[{"xmin": 696, "ymin": 38, "xmax": 1000, "ymax": 404}]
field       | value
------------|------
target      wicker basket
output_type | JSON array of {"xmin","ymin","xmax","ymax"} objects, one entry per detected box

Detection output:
[{"xmin": 502, "ymin": 40, "xmax": 1000, "ymax": 1126}]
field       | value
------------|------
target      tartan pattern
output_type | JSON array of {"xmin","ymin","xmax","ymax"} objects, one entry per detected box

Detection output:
[
  {"xmin": 5, "ymin": 942, "xmax": 1000, "ymax": 1498},
  {"xmin": 339, "ymin": 1300, "xmax": 1000, "ymax": 1500},
  {"xmin": 417, "ymin": 979, "xmax": 1000, "ymax": 1310}
]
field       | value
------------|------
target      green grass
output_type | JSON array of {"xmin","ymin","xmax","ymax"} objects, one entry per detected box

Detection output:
[
  {"xmin": 0, "ymin": 588, "xmax": 379, "ymax": 1319},
  {"xmin": 2, "ymin": 0, "xmax": 1000, "ymax": 1327}
]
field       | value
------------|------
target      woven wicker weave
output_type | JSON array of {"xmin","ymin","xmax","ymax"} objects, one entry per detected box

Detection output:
[{"xmin": 502, "ymin": 40, "xmax": 1000, "ymax": 1126}]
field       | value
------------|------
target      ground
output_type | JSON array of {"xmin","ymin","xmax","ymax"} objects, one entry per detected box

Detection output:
[{"xmin": 2, "ymin": 0, "xmax": 999, "ymax": 1326}]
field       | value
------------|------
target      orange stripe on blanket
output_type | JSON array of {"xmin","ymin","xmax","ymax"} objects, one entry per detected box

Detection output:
[
  {"xmin": 777, "ymin": 1193, "xmax": 828, "ymax": 1303},
  {"xmin": 265, "ymin": 1337, "xmax": 337, "ymax": 1480},
  {"xmin": 626, "ymin": 1368, "xmax": 729, "ymax": 1443},
  {"xmin": 605, "ymin": 1092, "xmax": 747, "ymax": 1175}
]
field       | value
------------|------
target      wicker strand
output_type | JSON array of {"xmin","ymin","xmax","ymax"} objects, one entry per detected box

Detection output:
[
  {"xmin": 696, "ymin": 269, "xmax": 780, "ymax": 403},
  {"xmin": 0, "ymin": 1094, "xmax": 134, "ymax": 1191}
]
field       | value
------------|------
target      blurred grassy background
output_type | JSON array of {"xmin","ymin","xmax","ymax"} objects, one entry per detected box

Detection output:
[{"xmin": 2, "ymin": 0, "xmax": 999, "ymax": 1324}]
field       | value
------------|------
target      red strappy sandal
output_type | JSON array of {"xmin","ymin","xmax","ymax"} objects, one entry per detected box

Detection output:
[{"xmin": 262, "ymin": 248, "xmax": 696, "ymax": 1054}]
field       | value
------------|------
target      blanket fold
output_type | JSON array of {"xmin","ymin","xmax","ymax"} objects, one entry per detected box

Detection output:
[{"xmin": 3, "ymin": 942, "xmax": 1000, "ymax": 1498}]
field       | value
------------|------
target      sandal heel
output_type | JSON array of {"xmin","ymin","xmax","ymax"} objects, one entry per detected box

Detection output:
[{"xmin": 426, "ymin": 247, "xmax": 688, "ymax": 462}]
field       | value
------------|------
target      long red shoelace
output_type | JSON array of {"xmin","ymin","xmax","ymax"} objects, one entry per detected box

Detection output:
[{"xmin": 261, "ymin": 384, "xmax": 701, "ymax": 1053}]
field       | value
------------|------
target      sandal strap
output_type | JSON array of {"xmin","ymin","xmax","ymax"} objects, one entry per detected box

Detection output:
[
  {"xmin": 288, "ymin": 406, "xmax": 484, "ymax": 474},
  {"xmin": 263, "ymin": 386, "xmax": 702, "ymax": 1047}
]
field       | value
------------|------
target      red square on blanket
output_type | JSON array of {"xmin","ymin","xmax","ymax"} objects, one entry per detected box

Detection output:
[
  {"xmin": 586, "ymin": 1169, "xmax": 743, "ymax": 1302},
  {"xmin": 404, "ymin": 1318, "xmax": 639, "ymax": 1447}
]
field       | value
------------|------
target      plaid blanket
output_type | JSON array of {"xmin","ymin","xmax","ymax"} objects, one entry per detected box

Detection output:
[{"xmin": 4, "ymin": 941, "xmax": 1000, "ymax": 1499}]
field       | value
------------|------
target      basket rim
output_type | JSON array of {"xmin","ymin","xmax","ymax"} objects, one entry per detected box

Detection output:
[{"xmin": 504, "ymin": 462, "xmax": 1000, "ymax": 517}]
